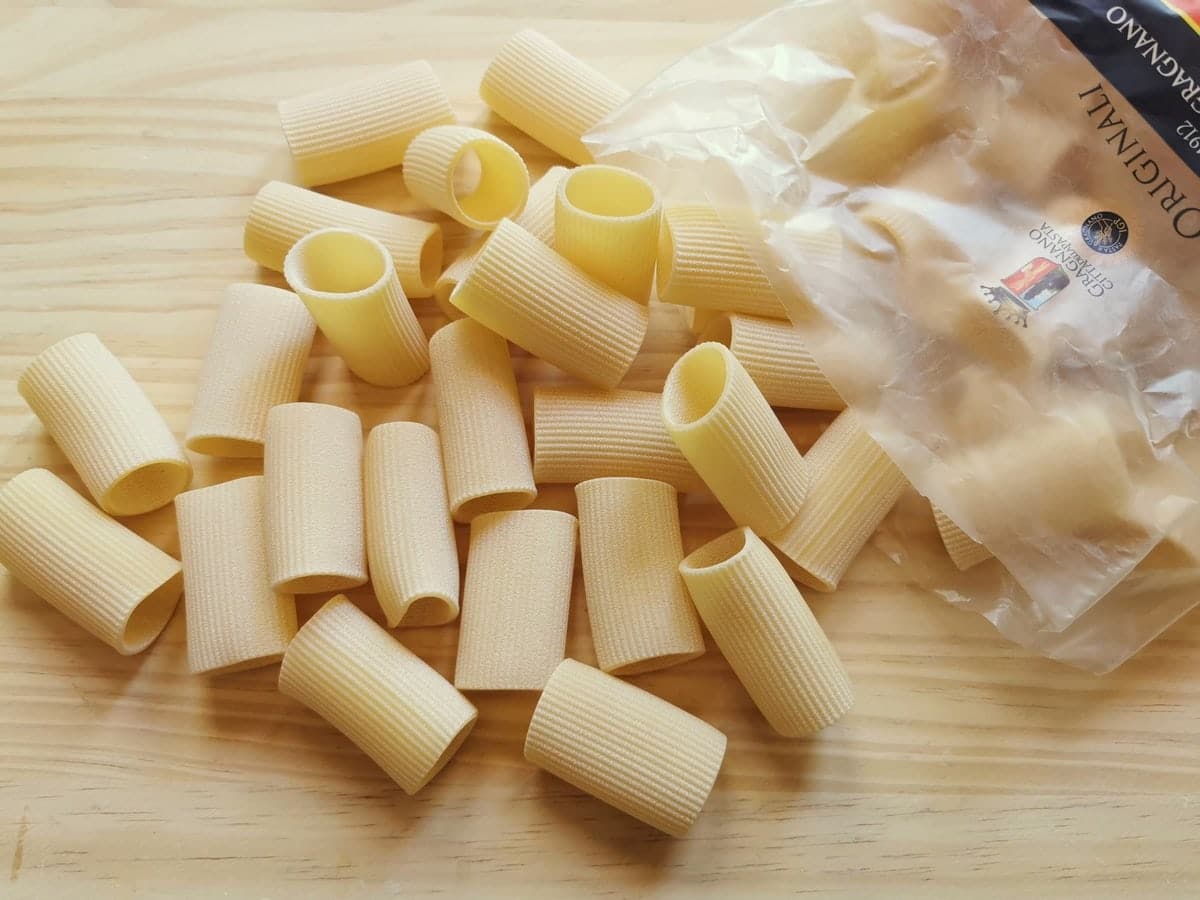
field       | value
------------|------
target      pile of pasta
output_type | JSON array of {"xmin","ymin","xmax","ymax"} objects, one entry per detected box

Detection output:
[{"xmin": 0, "ymin": 30, "xmax": 941, "ymax": 837}]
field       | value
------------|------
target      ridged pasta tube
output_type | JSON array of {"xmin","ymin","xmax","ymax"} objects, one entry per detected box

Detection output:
[
  {"xmin": 933, "ymin": 506, "xmax": 994, "ymax": 571},
  {"xmin": 0, "ymin": 468, "xmax": 182, "ymax": 655},
  {"xmin": 480, "ymin": 29, "xmax": 629, "ymax": 165},
  {"xmin": 279, "ymin": 595, "xmax": 477, "ymax": 795},
  {"xmin": 244, "ymin": 180, "xmax": 442, "ymax": 299},
  {"xmin": 284, "ymin": 228, "xmax": 429, "ymax": 387},
  {"xmin": 364, "ymin": 422, "xmax": 459, "ymax": 628},
  {"xmin": 402, "ymin": 126, "xmax": 530, "ymax": 230},
  {"xmin": 185, "ymin": 284, "xmax": 316, "ymax": 458},
  {"xmin": 450, "ymin": 219, "xmax": 648, "ymax": 389},
  {"xmin": 662, "ymin": 342, "xmax": 810, "ymax": 535},
  {"xmin": 264, "ymin": 403, "xmax": 367, "ymax": 594},
  {"xmin": 428, "ymin": 318, "xmax": 536, "ymax": 523},
  {"xmin": 533, "ymin": 386, "xmax": 704, "ymax": 493},
  {"xmin": 524, "ymin": 659, "xmax": 726, "ymax": 837},
  {"xmin": 278, "ymin": 61, "xmax": 454, "ymax": 187},
  {"xmin": 575, "ymin": 478, "xmax": 704, "ymax": 675},
  {"xmin": 175, "ymin": 476, "xmax": 297, "ymax": 675},
  {"xmin": 555, "ymin": 165, "xmax": 661, "ymax": 302},
  {"xmin": 680, "ymin": 528, "xmax": 853, "ymax": 736},
  {"xmin": 454, "ymin": 509, "xmax": 577, "ymax": 691},
  {"xmin": 767, "ymin": 410, "xmax": 908, "ymax": 592},
  {"xmin": 18, "ymin": 333, "xmax": 191, "ymax": 516}
]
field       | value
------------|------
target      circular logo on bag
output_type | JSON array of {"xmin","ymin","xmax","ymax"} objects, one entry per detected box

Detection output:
[{"xmin": 1081, "ymin": 211, "xmax": 1129, "ymax": 254}]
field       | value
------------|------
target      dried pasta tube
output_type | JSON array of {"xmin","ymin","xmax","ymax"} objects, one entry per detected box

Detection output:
[
  {"xmin": 767, "ymin": 410, "xmax": 907, "ymax": 592},
  {"xmin": 555, "ymin": 165, "xmax": 660, "ymax": 302},
  {"xmin": 525, "ymin": 659, "xmax": 726, "ymax": 836},
  {"xmin": 284, "ymin": 228, "xmax": 429, "ymax": 387},
  {"xmin": 244, "ymin": 181, "xmax": 441, "ymax": 299},
  {"xmin": 264, "ymin": 403, "xmax": 367, "ymax": 594},
  {"xmin": 933, "ymin": 506, "xmax": 994, "ymax": 571},
  {"xmin": 701, "ymin": 313, "xmax": 843, "ymax": 411},
  {"xmin": 428, "ymin": 319, "xmax": 536, "ymax": 522},
  {"xmin": 175, "ymin": 476, "xmax": 297, "ymax": 675},
  {"xmin": 533, "ymin": 386, "xmax": 703, "ymax": 493},
  {"xmin": 450, "ymin": 220, "xmax": 648, "ymax": 389},
  {"xmin": 680, "ymin": 528, "xmax": 853, "ymax": 737},
  {"xmin": 364, "ymin": 422, "xmax": 459, "ymax": 628},
  {"xmin": 402, "ymin": 126, "xmax": 530, "ymax": 230},
  {"xmin": 278, "ymin": 61, "xmax": 454, "ymax": 187},
  {"xmin": 185, "ymin": 284, "xmax": 316, "ymax": 458},
  {"xmin": 454, "ymin": 509, "xmax": 576, "ymax": 691},
  {"xmin": 575, "ymin": 478, "xmax": 704, "ymax": 675},
  {"xmin": 662, "ymin": 342, "xmax": 810, "ymax": 535},
  {"xmin": 0, "ymin": 469, "xmax": 182, "ymax": 655},
  {"xmin": 480, "ymin": 29, "xmax": 629, "ymax": 165},
  {"xmin": 18, "ymin": 333, "xmax": 191, "ymax": 516},
  {"xmin": 657, "ymin": 205, "xmax": 788, "ymax": 319},
  {"xmin": 279, "ymin": 595, "xmax": 477, "ymax": 795}
]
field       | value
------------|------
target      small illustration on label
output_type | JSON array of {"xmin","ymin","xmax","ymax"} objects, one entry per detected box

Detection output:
[
  {"xmin": 980, "ymin": 257, "xmax": 1071, "ymax": 327},
  {"xmin": 1080, "ymin": 211, "xmax": 1129, "ymax": 254}
]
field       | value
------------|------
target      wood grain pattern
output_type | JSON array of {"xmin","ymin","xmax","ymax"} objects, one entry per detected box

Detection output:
[{"xmin": 3, "ymin": 4, "xmax": 1200, "ymax": 897}]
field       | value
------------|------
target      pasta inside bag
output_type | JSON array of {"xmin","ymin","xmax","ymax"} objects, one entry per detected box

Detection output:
[{"xmin": 589, "ymin": 0, "xmax": 1200, "ymax": 670}]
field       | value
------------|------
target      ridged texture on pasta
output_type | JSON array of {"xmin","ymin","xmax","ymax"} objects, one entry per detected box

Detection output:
[
  {"xmin": 555, "ymin": 165, "xmax": 660, "ymax": 302},
  {"xmin": 244, "ymin": 180, "xmax": 441, "ymax": 299},
  {"xmin": 662, "ymin": 342, "xmax": 810, "ymax": 535},
  {"xmin": 533, "ymin": 387, "xmax": 704, "ymax": 493},
  {"xmin": 264, "ymin": 403, "xmax": 367, "ymax": 594},
  {"xmin": 186, "ymin": 284, "xmax": 316, "ymax": 458},
  {"xmin": 17, "ymin": 333, "xmax": 191, "ymax": 516},
  {"xmin": 657, "ymin": 206, "xmax": 787, "ymax": 319},
  {"xmin": 479, "ymin": 29, "xmax": 629, "ymax": 165},
  {"xmin": 0, "ymin": 469, "xmax": 182, "ymax": 655},
  {"xmin": 402, "ymin": 125, "xmax": 529, "ymax": 230},
  {"xmin": 933, "ymin": 506, "xmax": 994, "ymax": 571},
  {"xmin": 767, "ymin": 410, "xmax": 907, "ymax": 592},
  {"xmin": 175, "ymin": 476, "xmax": 297, "ymax": 675},
  {"xmin": 680, "ymin": 528, "xmax": 853, "ymax": 736},
  {"xmin": 279, "ymin": 595, "xmax": 478, "ymax": 795},
  {"xmin": 278, "ymin": 61, "xmax": 455, "ymax": 187},
  {"xmin": 575, "ymin": 478, "xmax": 704, "ymax": 675},
  {"xmin": 451, "ymin": 219, "xmax": 648, "ymax": 388},
  {"xmin": 284, "ymin": 228, "xmax": 429, "ymax": 387},
  {"xmin": 454, "ymin": 509, "xmax": 577, "ymax": 691},
  {"xmin": 429, "ymin": 318, "xmax": 536, "ymax": 523},
  {"xmin": 702, "ymin": 313, "xmax": 843, "ymax": 411},
  {"xmin": 364, "ymin": 422, "xmax": 459, "ymax": 628},
  {"xmin": 524, "ymin": 659, "xmax": 726, "ymax": 837}
]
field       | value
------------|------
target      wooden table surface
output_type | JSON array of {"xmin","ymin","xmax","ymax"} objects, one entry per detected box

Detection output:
[{"xmin": 3, "ymin": 3, "xmax": 1200, "ymax": 897}]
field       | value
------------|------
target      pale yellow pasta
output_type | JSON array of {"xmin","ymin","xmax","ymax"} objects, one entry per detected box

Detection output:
[
  {"xmin": 454, "ymin": 509, "xmax": 577, "ymax": 691},
  {"xmin": 702, "ymin": 313, "xmax": 843, "ymax": 411},
  {"xmin": 533, "ymin": 386, "xmax": 704, "ymax": 493},
  {"xmin": 657, "ymin": 205, "xmax": 788, "ymax": 319},
  {"xmin": 428, "ymin": 318, "xmax": 536, "ymax": 523},
  {"xmin": 575, "ymin": 478, "xmax": 704, "ymax": 675},
  {"xmin": 524, "ymin": 659, "xmax": 726, "ymax": 837},
  {"xmin": 278, "ymin": 61, "xmax": 454, "ymax": 187},
  {"xmin": 480, "ymin": 29, "xmax": 629, "ymax": 165},
  {"xmin": 402, "ymin": 126, "xmax": 530, "ymax": 230},
  {"xmin": 279, "ymin": 595, "xmax": 477, "ymax": 795},
  {"xmin": 977, "ymin": 102, "xmax": 1081, "ymax": 197},
  {"xmin": 768, "ymin": 410, "xmax": 908, "ymax": 592},
  {"xmin": 450, "ymin": 219, "xmax": 648, "ymax": 388},
  {"xmin": 933, "ymin": 505, "xmax": 994, "ymax": 571},
  {"xmin": 185, "ymin": 284, "xmax": 316, "ymax": 458},
  {"xmin": 284, "ymin": 228, "xmax": 429, "ymax": 387},
  {"xmin": 18, "ymin": 333, "xmax": 191, "ymax": 516},
  {"xmin": 244, "ymin": 180, "xmax": 442, "ymax": 299},
  {"xmin": 175, "ymin": 476, "xmax": 297, "ymax": 675},
  {"xmin": 264, "ymin": 403, "xmax": 367, "ymax": 594},
  {"xmin": 364, "ymin": 422, "xmax": 459, "ymax": 628},
  {"xmin": 680, "ymin": 527, "xmax": 854, "ymax": 736},
  {"xmin": 555, "ymin": 165, "xmax": 661, "ymax": 302},
  {"xmin": 662, "ymin": 342, "xmax": 810, "ymax": 535},
  {"xmin": 0, "ymin": 468, "xmax": 182, "ymax": 655}
]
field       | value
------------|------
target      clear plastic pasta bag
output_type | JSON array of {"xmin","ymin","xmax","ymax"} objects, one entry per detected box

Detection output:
[{"xmin": 588, "ymin": 0, "xmax": 1200, "ymax": 671}]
